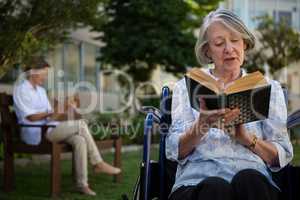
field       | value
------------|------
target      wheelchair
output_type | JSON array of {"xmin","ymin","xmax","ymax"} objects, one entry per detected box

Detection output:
[{"xmin": 123, "ymin": 86, "xmax": 300, "ymax": 200}]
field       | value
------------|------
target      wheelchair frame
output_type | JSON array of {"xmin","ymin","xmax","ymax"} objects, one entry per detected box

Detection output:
[{"xmin": 124, "ymin": 86, "xmax": 300, "ymax": 200}]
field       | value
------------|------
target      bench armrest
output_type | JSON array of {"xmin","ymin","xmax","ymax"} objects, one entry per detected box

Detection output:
[
  {"xmin": 19, "ymin": 124, "xmax": 57, "ymax": 128},
  {"xmin": 18, "ymin": 123, "xmax": 57, "ymax": 137}
]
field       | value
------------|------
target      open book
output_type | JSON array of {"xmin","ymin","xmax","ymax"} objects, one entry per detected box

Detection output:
[
  {"xmin": 185, "ymin": 68, "xmax": 271, "ymax": 125},
  {"xmin": 50, "ymin": 95, "xmax": 82, "ymax": 121}
]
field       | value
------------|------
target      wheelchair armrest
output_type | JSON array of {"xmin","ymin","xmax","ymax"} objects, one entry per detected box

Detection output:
[
  {"xmin": 287, "ymin": 109, "xmax": 300, "ymax": 129},
  {"xmin": 141, "ymin": 106, "xmax": 162, "ymax": 123}
]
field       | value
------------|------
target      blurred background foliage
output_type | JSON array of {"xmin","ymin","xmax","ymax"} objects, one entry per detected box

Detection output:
[
  {"xmin": 244, "ymin": 15, "xmax": 300, "ymax": 76},
  {"xmin": 0, "ymin": 0, "xmax": 106, "ymax": 78},
  {"xmin": 95, "ymin": 0, "xmax": 221, "ymax": 83}
]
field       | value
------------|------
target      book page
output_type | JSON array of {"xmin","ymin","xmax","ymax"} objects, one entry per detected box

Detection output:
[
  {"xmin": 225, "ymin": 71, "xmax": 268, "ymax": 94},
  {"xmin": 50, "ymin": 95, "xmax": 81, "ymax": 121},
  {"xmin": 186, "ymin": 68, "xmax": 222, "ymax": 94}
]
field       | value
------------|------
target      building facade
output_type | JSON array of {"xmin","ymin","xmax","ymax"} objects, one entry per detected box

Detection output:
[{"xmin": 220, "ymin": 0, "xmax": 300, "ymax": 31}]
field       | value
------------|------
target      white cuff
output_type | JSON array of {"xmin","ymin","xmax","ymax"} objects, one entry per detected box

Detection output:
[
  {"xmin": 166, "ymin": 133, "xmax": 190, "ymax": 165},
  {"xmin": 268, "ymin": 142, "xmax": 291, "ymax": 172}
]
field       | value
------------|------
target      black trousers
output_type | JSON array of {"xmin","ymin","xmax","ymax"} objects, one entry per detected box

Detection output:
[{"xmin": 169, "ymin": 169, "xmax": 279, "ymax": 200}]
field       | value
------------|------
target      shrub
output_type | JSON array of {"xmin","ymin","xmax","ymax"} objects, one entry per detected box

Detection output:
[{"xmin": 88, "ymin": 112, "xmax": 160, "ymax": 145}]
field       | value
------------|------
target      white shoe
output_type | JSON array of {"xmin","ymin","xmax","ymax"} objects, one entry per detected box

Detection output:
[
  {"xmin": 77, "ymin": 186, "xmax": 97, "ymax": 196},
  {"xmin": 94, "ymin": 161, "xmax": 121, "ymax": 175}
]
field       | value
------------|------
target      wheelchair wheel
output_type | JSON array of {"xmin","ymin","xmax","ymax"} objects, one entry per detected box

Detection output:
[{"xmin": 133, "ymin": 175, "xmax": 141, "ymax": 200}]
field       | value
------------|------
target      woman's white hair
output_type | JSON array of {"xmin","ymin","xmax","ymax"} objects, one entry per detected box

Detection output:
[{"xmin": 195, "ymin": 9, "xmax": 256, "ymax": 65}]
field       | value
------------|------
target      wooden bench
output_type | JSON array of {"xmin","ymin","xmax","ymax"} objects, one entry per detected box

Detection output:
[{"xmin": 0, "ymin": 93, "xmax": 122, "ymax": 197}]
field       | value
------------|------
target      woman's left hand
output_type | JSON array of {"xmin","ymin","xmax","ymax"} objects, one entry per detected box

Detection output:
[
  {"xmin": 223, "ymin": 109, "xmax": 279, "ymax": 166},
  {"xmin": 222, "ymin": 109, "xmax": 252, "ymax": 147},
  {"xmin": 234, "ymin": 124, "xmax": 252, "ymax": 146},
  {"xmin": 234, "ymin": 123, "xmax": 279, "ymax": 166}
]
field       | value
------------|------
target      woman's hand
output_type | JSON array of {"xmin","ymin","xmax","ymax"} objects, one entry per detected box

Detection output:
[
  {"xmin": 234, "ymin": 124, "xmax": 279, "ymax": 166},
  {"xmin": 26, "ymin": 112, "xmax": 54, "ymax": 122},
  {"xmin": 222, "ymin": 111, "xmax": 253, "ymax": 147},
  {"xmin": 234, "ymin": 124, "xmax": 252, "ymax": 146},
  {"xmin": 178, "ymin": 99, "xmax": 241, "ymax": 159},
  {"xmin": 197, "ymin": 98, "xmax": 241, "ymax": 133}
]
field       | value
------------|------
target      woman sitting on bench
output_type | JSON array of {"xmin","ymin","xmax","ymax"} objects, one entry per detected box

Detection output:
[
  {"xmin": 166, "ymin": 9, "xmax": 293, "ymax": 200},
  {"xmin": 13, "ymin": 56, "xmax": 121, "ymax": 196}
]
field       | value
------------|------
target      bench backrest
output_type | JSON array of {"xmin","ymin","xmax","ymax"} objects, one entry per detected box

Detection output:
[{"xmin": 0, "ymin": 93, "xmax": 20, "ymax": 143}]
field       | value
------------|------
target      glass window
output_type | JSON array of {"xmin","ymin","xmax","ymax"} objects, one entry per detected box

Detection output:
[
  {"xmin": 64, "ymin": 42, "xmax": 80, "ymax": 84},
  {"xmin": 84, "ymin": 43, "xmax": 97, "ymax": 86},
  {"xmin": 251, "ymin": 10, "xmax": 268, "ymax": 29},
  {"xmin": 273, "ymin": 10, "xmax": 292, "ymax": 26},
  {"xmin": 46, "ymin": 44, "xmax": 64, "ymax": 90}
]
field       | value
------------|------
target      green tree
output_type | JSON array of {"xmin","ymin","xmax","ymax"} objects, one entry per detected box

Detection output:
[
  {"xmin": 244, "ymin": 15, "xmax": 300, "ymax": 75},
  {"xmin": 0, "ymin": 0, "xmax": 105, "ymax": 78},
  {"xmin": 96, "ymin": 0, "xmax": 220, "ymax": 82}
]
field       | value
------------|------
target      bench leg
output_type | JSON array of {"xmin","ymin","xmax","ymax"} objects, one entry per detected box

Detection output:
[
  {"xmin": 51, "ymin": 143, "xmax": 61, "ymax": 197},
  {"xmin": 3, "ymin": 144, "xmax": 14, "ymax": 192},
  {"xmin": 72, "ymin": 152, "xmax": 76, "ymax": 184},
  {"xmin": 114, "ymin": 137, "xmax": 122, "ymax": 183}
]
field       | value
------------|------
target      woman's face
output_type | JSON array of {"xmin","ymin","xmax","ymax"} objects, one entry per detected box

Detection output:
[
  {"xmin": 206, "ymin": 21, "xmax": 246, "ymax": 72},
  {"xmin": 30, "ymin": 68, "xmax": 49, "ymax": 86}
]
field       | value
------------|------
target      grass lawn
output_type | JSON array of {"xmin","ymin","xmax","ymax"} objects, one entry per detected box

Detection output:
[
  {"xmin": 0, "ymin": 150, "xmax": 146, "ymax": 200},
  {"xmin": 0, "ymin": 145, "xmax": 300, "ymax": 200},
  {"xmin": 292, "ymin": 143, "xmax": 300, "ymax": 164}
]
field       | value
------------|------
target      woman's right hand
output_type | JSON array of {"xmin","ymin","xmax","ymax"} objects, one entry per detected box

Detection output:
[
  {"xmin": 178, "ymin": 98, "xmax": 239, "ymax": 159},
  {"xmin": 195, "ymin": 98, "xmax": 240, "ymax": 136},
  {"xmin": 194, "ymin": 98, "xmax": 226, "ymax": 135}
]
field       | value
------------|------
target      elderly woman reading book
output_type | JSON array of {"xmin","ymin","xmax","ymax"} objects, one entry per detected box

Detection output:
[
  {"xmin": 166, "ymin": 9, "xmax": 293, "ymax": 200},
  {"xmin": 13, "ymin": 56, "xmax": 121, "ymax": 196}
]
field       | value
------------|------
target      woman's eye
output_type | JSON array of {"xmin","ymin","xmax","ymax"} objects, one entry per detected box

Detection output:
[
  {"xmin": 231, "ymin": 39, "xmax": 240, "ymax": 42},
  {"xmin": 215, "ymin": 42, "xmax": 223, "ymax": 46}
]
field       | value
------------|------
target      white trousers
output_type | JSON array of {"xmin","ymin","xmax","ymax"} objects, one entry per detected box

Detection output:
[{"xmin": 46, "ymin": 119, "xmax": 102, "ymax": 187}]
